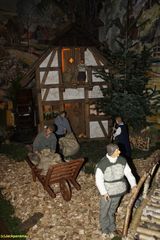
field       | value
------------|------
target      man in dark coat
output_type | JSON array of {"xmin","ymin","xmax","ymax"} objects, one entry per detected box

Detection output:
[{"xmin": 113, "ymin": 116, "xmax": 131, "ymax": 159}]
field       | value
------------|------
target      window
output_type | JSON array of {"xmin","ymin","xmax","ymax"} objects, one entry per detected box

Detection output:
[{"xmin": 89, "ymin": 103, "xmax": 105, "ymax": 116}]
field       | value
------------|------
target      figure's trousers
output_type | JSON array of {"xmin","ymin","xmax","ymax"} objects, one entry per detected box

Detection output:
[{"xmin": 99, "ymin": 196, "xmax": 121, "ymax": 234}]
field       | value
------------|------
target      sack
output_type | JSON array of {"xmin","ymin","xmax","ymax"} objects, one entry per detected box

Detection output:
[
  {"xmin": 28, "ymin": 152, "xmax": 40, "ymax": 165},
  {"xmin": 37, "ymin": 149, "xmax": 62, "ymax": 175},
  {"xmin": 59, "ymin": 133, "xmax": 80, "ymax": 157}
]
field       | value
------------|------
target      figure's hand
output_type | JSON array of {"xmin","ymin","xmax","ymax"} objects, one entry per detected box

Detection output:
[
  {"xmin": 102, "ymin": 193, "xmax": 110, "ymax": 201},
  {"xmin": 34, "ymin": 151, "xmax": 39, "ymax": 155},
  {"xmin": 50, "ymin": 150, "xmax": 55, "ymax": 153},
  {"xmin": 131, "ymin": 185, "xmax": 137, "ymax": 195}
]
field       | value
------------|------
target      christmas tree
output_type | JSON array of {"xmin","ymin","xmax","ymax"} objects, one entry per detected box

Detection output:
[
  {"xmin": 96, "ymin": 43, "xmax": 152, "ymax": 131},
  {"xmin": 96, "ymin": 0, "xmax": 160, "ymax": 132}
]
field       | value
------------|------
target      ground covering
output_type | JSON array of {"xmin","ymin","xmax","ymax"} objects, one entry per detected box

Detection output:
[{"xmin": 0, "ymin": 141, "xmax": 159, "ymax": 240}]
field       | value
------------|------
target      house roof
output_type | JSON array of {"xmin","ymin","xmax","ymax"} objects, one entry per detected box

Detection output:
[
  {"xmin": 21, "ymin": 48, "xmax": 52, "ymax": 88},
  {"xmin": 51, "ymin": 23, "xmax": 101, "ymax": 47},
  {"xmin": 21, "ymin": 24, "xmax": 105, "ymax": 88}
]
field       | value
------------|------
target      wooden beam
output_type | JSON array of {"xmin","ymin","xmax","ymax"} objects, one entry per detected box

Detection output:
[
  {"xmin": 39, "ymin": 67, "xmax": 60, "ymax": 71},
  {"xmin": 141, "ymin": 215, "xmax": 160, "ymax": 225},
  {"xmin": 41, "ymin": 99, "xmax": 84, "ymax": 105},
  {"xmin": 43, "ymin": 88, "xmax": 49, "ymax": 101},
  {"xmin": 40, "ymin": 84, "xmax": 61, "ymax": 88},
  {"xmin": 123, "ymin": 162, "xmax": 159, "ymax": 237},
  {"xmin": 57, "ymin": 48, "xmax": 63, "ymax": 85},
  {"xmin": 84, "ymin": 85, "xmax": 89, "ymax": 138},
  {"xmin": 135, "ymin": 233, "xmax": 157, "ymax": 240},
  {"xmin": 36, "ymin": 68, "xmax": 44, "ymax": 131},
  {"xmin": 123, "ymin": 173, "xmax": 148, "ymax": 236},
  {"xmin": 99, "ymin": 120, "xmax": 108, "ymax": 138},
  {"xmin": 137, "ymin": 227, "xmax": 160, "ymax": 238},
  {"xmin": 87, "ymin": 66, "xmax": 93, "ymax": 89},
  {"xmin": 58, "ymin": 48, "xmax": 64, "ymax": 111}
]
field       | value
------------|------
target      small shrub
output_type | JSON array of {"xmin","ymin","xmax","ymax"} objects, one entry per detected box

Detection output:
[
  {"xmin": 74, "ymin": 140, "xmax": 160, "ymax": 174},
  {"xmin": 0, "ymin": 143, "xmax": 28, "ymax": 161},
  {"xmin": 72, "ymin": 140, "xmax": 108, "ymax": 174},
  {"xmin": 83, "ymin": 161, "xmax": 97, "ymax": 174},
  {"xmin": 0, "ymin": 189, "xmax": 25, "ymax": 236}
]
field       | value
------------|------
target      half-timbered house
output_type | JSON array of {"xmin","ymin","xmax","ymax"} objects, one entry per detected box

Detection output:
[{"xmin": 22, "ymin": 26, "xmax": 112, "ymax": 140}]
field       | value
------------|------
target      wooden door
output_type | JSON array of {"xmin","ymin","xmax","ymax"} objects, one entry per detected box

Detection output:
[
  {"xmin": 64, "ymin": 102, "xmax": 86, "ymax": 138},
  {"xmin": 61, "ymin": 48, "xmax": 81, "ymax": 83}
]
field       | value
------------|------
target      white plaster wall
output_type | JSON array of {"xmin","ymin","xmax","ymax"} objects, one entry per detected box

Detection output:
[
  {"xmin": 90, "ymin": 109, "xmax": 97, "ymax": 115},
  {"xmin": 89, "ymin": 122, "xmax": 104, "ymax": 138},
  {"xmin": 63, "ymin": 88, "xmax": 85, "ymax": 100},
  {"xmin": 92, "ymin": 69, "xmax": 109, "ymax": 82},
  {"xmin": 40, "ymin": 71, "xmax": 59, "ymax": 84},
  {"xmin": 51, "ymin": 51, "xmax": 58, "ymax": 67},
  {"xmin": 40, "ymin": 50, "xmax": 58, "ymax": 68},
  {"xmin": 40, "ymin": 71, "xmax": 45, "ymax": 82},
  {"xmin": 41, "ymin": 88, "xmax": 59, "ymax": 101},
  {"xmin": 88, "ymin": 85, "xmax": 103, "ymax": 98},
  {"xmin": 89, "ymin": 120, "xmax": 108, "ymax": 138},
  {"xmin": 40, "ymin": 52, "xmax": 52, "ymax": 68},
  {"xmin": 85, "ymin": 49, "xmax": 97, "ymax": 66},
  {"xmin": 92, "ymin": 70, "xmax": 105, "ymax": 82}
]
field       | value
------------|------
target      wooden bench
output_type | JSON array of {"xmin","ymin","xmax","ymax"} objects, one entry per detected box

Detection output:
[{"xmin": 26, "ymin": 157, "xmax": 85, "ymax": 201}]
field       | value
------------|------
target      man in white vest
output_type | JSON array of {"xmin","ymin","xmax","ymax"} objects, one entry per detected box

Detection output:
[{"xmin": 95, "ymin": 143, "xmax": 137, "ymax": 238}]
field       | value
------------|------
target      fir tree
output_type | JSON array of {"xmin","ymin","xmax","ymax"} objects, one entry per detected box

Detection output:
[
  {"xmin": 96, "ymin": 42, "xmax": 153, "ymax": 131},
  {"xmin": 96, "ymin": 0, "xmax": 160, "ymax": 132}
]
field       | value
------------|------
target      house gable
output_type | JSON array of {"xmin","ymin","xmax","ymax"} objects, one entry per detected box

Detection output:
[
  {"xmin": 35, "ymin": 46, "xmax": 111, "ymax": 139},
  {"xmin": 21, "ymin": 27, "xmax": 112, "ymax": 139}
]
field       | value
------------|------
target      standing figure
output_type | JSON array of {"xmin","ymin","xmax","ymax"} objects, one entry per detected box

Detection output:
[
  {"xmin": 77, "ymin": 59, "xmax": 86, "ymax": 82},
  {"xmin": 95, "ymin": 143, "xmax": 137, "ymax": 238},
  {"xmin": 33, "ymin": 125, "xmax": 57, "ymax": 153},
  {"xmin": 54, "ymin": 111, "xmax": 72, "ymax": 156},
  {"xmin": 113, "ymin": 116, "xmax": 131, "ymax": 159},
  {"xmin": 54, "ymin": 111, "xmax": 72, "ymax": 139}
]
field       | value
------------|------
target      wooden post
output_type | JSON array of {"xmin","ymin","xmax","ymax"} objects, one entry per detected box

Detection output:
[
  {"xmin": 123, "ymin": 173, "xmax": 148, "ymax": 236},
  {"xmin": 142, "ymin": 164, "xmax": 157, "ymax": 199},
  {"xmin": 123, "ymin": 163, "xmax": 158, "ymax": 237},
  {"xmin": 36, "ymin": 68, "xmax": 44, "ymax": 131}
]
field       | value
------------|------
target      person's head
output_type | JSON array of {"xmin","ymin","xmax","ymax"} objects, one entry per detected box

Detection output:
[
  {"xmin": 115, "ymin": 116, "xmax": 123, "ymax": 124},
  {"xmin": 44, "ymin": 125, "xmax": 54, "ymax": 136},
  {"xmin": 106, "ymin": 143, "xmax": 120, "ymax": 157},
  {"xmin": 60, "ymin": 111, "xmax": 66, "ymax": 118},
  {"xmin": 80, "ymin": 59, "xmax": 84, "ymax": 64}
]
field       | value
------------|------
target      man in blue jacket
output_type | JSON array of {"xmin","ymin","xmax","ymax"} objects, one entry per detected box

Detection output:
[{"xmin": 54, "ymin": 111, "xmax": 72, "ymax": 139}]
